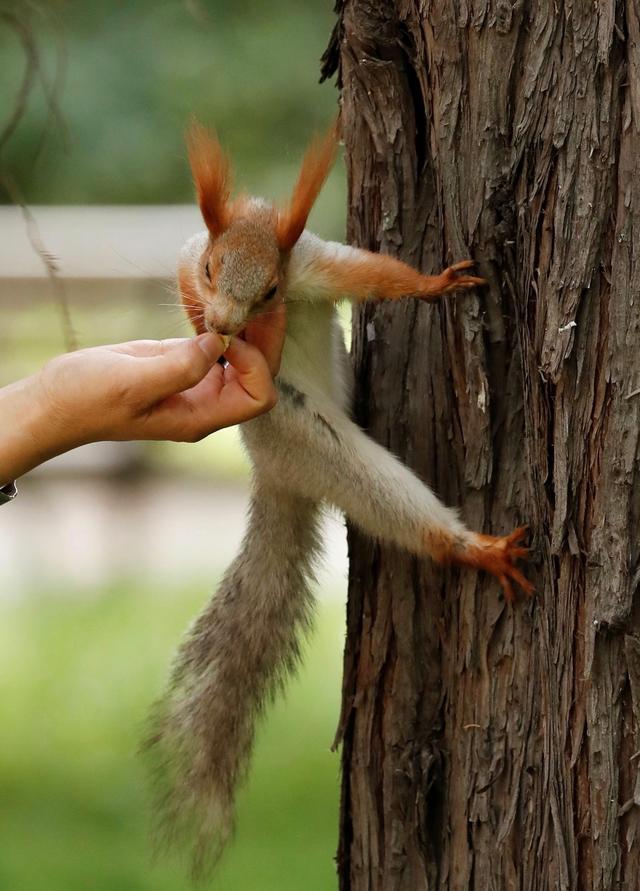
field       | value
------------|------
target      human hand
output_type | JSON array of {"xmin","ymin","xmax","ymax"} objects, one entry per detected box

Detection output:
[
  {"xmin": 40, "ymin": 333, "xmax": 279, "ymax": 446},
  {"xmin": 0, "ymin": 300, "xmax": 285, "ymax": 482}
]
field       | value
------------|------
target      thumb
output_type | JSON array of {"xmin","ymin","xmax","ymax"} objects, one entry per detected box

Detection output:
[{"xmin": 135, "ymin": 333, "xmax": 225, "ymax": 401}]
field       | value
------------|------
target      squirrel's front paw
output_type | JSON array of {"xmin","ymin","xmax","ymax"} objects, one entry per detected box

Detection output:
[
  {"xmin": 439, "ymin": 260, "xmax": 486, "ymax": 293},
  {"xmin": 453, "ymin": 526, "xmax": 533, "ymax": 602},
  {"xmin": 418, "ymin": 260, "xmax": 486, "ymax": 300}
]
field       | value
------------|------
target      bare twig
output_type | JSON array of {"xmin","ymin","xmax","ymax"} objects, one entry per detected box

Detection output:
[
  {"xmin": 0, "ymin": 12, "xmax": 37, "ymax": 154},
  {"xmin": 2, "ymin": 174, "xmax": 78, "ymax": 352},
  {"xmin": 1, "ymin": 6, "xmax": 69, "ymax": 159},
  {"xmin": 1, "ymin": 4, "xmax": 76, "ymax": 351},
  {"xmin": 30, "ymin": 3, "xmax": 69, "ymax": 164}
]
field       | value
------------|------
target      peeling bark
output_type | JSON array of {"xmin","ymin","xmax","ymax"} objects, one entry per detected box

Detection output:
[{"xmin": 323, "ymin": 2, "xmax": 640, "ymax": 889}]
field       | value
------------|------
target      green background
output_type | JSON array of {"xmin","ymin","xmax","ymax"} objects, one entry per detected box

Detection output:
[
  {"xmin": 1, "ymin": 0, "xmax": 342, "ymax": 210},
  {"xmin": 2, "ymin": 2, "xmax": 347, "ymax": 888}
]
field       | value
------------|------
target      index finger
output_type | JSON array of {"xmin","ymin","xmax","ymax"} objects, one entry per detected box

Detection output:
[
  {"xmin": 222, "ymin": 336, "xmax": 278, "ymax": 408},
  {"xmin": 243, "ymin": 299, "xmax": 286, "ymax": 376},
  {"xmin": 108, "ymin": 338, "xmax": 191, "ymax": 358}
]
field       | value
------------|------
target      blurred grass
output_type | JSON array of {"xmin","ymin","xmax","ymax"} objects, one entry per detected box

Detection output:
[{"xmin": 0, "ymin": 580, "xmax": 344, "ymax": 890}]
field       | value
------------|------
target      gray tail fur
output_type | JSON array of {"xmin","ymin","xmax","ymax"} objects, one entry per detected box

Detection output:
[{"xmin": 143, "ymin": 483, "xmax": 321, "ymax": 879}]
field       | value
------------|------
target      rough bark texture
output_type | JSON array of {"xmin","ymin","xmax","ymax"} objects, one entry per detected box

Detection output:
[{"xmin": 322, "ymin": 2, "xmax": 640, "ymax": 889}]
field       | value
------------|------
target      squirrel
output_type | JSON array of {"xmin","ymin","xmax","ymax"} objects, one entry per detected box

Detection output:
[{"xmin": 145, "ymin": 121, "xmax": 533, "ymax": 877}]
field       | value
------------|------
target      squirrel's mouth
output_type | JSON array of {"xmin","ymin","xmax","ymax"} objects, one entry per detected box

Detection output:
[{"xmin": 203, "ymin": 319, "xmax": 244, "ymax": 338}]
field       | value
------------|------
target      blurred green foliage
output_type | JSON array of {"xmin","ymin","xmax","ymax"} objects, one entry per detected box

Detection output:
[
  {"xmin": 0, "ymin": 581, "xmax": 344, "ymax": 890},
  {"xmin": 2, "ymin": 4, "xmax": 348, "ymax": 888},
  {"xmin": 1, "ymin": 0, "xmax": 340, "ymax": 205}
]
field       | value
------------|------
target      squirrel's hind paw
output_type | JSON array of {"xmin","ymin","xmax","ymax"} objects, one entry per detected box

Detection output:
[{"xmin": 453, "ymin": 525, "xmax": 534, "ymax": 602}]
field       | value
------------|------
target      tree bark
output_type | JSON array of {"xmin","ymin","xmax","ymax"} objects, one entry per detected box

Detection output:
[{"xmin": 322, "ymin": 3, "xmax": 640, "ymax": 889}]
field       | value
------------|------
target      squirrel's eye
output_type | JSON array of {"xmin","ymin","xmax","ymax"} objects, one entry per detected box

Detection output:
[
  {"xmin": 204, "ymin": 261, "xmax": 211, "ymax": 283},
  {"xmin": 264, "ymin": 284, "xmax": 277, "ymax": 301}
]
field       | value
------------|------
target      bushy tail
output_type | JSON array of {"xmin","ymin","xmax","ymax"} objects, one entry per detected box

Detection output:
[{"xmin": 144, "ymin": 483, "xmax": 321, "ymax": 878}]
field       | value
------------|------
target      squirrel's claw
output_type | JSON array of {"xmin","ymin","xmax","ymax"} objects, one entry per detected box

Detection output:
[
  {"xmin": 439, "ymin": 260, "xmax": 486, "ymax": 292},
  {"xmin": 452, "ymin": 525, "xmax": 534, "ymax": 602},
  {"xmin": 420, "ymin": 259, "xmax": 486, "ymax": 299}
]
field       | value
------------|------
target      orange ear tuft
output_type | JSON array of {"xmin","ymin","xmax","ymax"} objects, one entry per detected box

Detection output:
[
  {"xmin": 277, "ymin": 120, "xmax": 339, "ymax": 252},
  {"xmin": 187, "ymin": 120, "xmax": 233, "ymax": 238}
]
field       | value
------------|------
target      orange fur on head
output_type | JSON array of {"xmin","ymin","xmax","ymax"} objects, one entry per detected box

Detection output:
[
  {"xmin": 277, "ymin": 120, "xmax": 339, "ymax": 252},
  {"xmin": 187, "ymin": 121, "xmax": 233, "ymax": 238},
  {"xmin": 178, "ymin": 264, "xmax": 206, "ymax": 334}
]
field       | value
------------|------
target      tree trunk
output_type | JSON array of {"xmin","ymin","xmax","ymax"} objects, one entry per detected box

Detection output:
[{"xmin": 322, "ymin": 3, "xmax": 640, "ymax": 889}]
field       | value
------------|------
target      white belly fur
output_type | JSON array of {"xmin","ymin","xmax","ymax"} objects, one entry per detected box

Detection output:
[{"xmin": 279, "ymin": 301, "xmax": 352, "ymax": 413}]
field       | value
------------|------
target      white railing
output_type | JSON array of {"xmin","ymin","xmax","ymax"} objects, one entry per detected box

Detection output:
[
  {"xmin": 0, "ymin": 205, "xmax": 202, "ymax": 278},
  {"xmin": 0, "ymin": 206, "xmax": 349, "ymax": 595}
]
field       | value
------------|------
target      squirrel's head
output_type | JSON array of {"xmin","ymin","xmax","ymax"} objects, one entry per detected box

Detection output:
[{"xmin": 178, "ymin": 121, "xmax": 338, "ymax": 336}]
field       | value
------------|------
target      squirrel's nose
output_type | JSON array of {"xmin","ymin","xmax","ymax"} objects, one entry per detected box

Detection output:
[{"xmin": 203, "ymin": 305, "xmax": 228, "ymax": 336}]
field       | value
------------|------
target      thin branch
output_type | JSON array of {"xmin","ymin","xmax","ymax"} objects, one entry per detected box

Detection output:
[
  {"xmin": 2, "ymin": 174, "xmax": 78, "ymax": 352},
  {"xmin": 1, "ymin": 6, "xmax": 69, "ymax": 161},
  {"xmin": 0, "ymin": 10, "xmax": 37, "ymax": 154},
  {"xmin": 31, "ymin": 3, "xmax": 69, "ymax": 164},
  {"xmin": 1, "ymin": 4, "xmax": 76, "ymax": 352}
]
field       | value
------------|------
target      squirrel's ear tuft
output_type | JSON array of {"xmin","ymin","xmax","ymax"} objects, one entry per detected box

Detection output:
[
  {"xmin": 277, "ymin": 120, "xmax": 339, "ymax": 252},
  {"xmin": 187, "ymin": 120, "xmax": 233, "ymax": 238}
]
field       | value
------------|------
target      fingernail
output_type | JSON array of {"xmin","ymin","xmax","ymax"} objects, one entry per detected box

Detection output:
[{"xmin": 195, "ymin": 333, "xmax": 223, "ymax": 362}]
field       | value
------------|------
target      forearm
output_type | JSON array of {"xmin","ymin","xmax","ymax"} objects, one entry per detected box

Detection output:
[
  {"xmin": 302, "ymin": 240, "xmax": 439, "ymax": 302},
  {"xmin": 288, "ymin": 232, "xmax": 483, "ymax": 304},
  {"xmin": 0, "ymin": 373, "xmax": 66, "ymax": 483}
]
